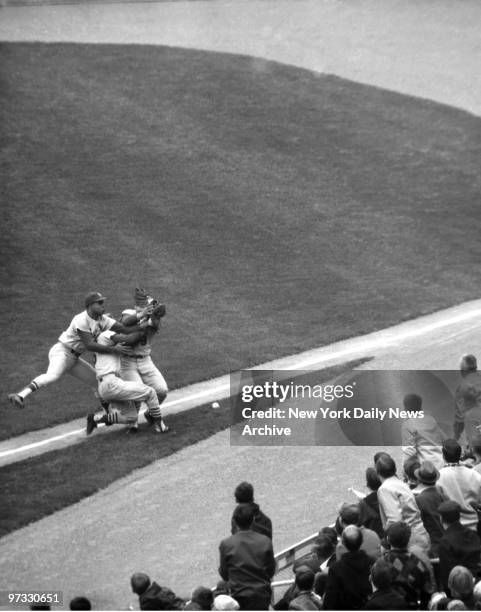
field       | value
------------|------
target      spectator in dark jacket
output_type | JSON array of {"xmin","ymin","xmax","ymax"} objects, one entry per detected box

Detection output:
[
  {"xmin": 231, "ymin": 481, "xmax": 272, "ymax": 540},
  {"xmin": 438, "ymin": 500, "xmax": 481, "ymax": 593},
  {"xmin": 130, "ymin": 573, "xmax": 184, "ymax": 610},
  {"xmin": 412, "ymin": 461, "xmax": 450, "ymax": 556},
  {"xmin": 220, "ymin": 504, "xmax": 276, "ymax": 610},
  {"xmin": 323, "ymin": 525, "xmax": 373, "ymax": 610},
  {"xmin": 364, "ymin": 559, "xmax": 408, "ymax": 610},
  {"xmin": 382, "ymin": 521, "xmax": 435, "ymax": 609},
  {"xmin": 288, "ymin": 567, "xmax": 322, "ymax": 610},
  {"xmin": 313, "ymin": 532, "xmax": 337, "ymax": 598},
  {"xmin": 358, "ymin": 468, "xmax": 384, "ymax": 539},
  {"xmin": 335, "ymin": 502, "xmax": 381, "ymax": 561}
]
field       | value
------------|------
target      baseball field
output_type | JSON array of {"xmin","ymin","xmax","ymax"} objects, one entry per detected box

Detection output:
[
  {"xmin": 2, "ymin": 42, "xmax": 480, "ymax": 441},
  {"xmin": 1, "ymin": 0, "xmax": 481, "ymax": 608}
]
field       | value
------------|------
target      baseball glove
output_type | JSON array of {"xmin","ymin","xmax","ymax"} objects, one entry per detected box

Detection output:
[{"xmin": 152, "ymin": 302, "xmax": 166, "ymax": 318}]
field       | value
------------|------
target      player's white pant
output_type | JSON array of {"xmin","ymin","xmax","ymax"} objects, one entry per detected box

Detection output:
[
  {"xmin": 33, "ymin": 342, "xmax": 97, "ymax": 391},
  {"xmin": 120, "ymin": 356, "xmax": 168, "ymax": 401},
  {"xmin": 97, "ymin": 373, "xmax": 161, "ymax": 413}
]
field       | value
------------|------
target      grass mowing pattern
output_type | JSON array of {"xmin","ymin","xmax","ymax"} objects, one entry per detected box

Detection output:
[
  {"xmin": 0, "ymin": 359, "xmax": 368, "ymax": 537},
  {"xmin": 2, "ymin": 42, "xmax": 481, "ymax": 440}
]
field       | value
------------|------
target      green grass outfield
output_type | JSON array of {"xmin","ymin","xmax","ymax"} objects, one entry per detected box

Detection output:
[{"xmin": 2, "ymin": 42, "xmax": 481, "ymax": 440}]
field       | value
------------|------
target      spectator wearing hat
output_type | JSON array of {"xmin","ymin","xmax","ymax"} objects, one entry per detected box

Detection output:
[
  {"xmin": 438, "ymin": 501, "xmax": 481, "ymax": 593},
  {"xmin": 231, "ymin": 482, "xmax": 272, "ymax": 540},
  {"xmin": 364, "ymin": 558, "xmax": 408, "ymax": 610},
  {"xmin": 448, "ymin": 566, "xmax": 476, "ymax": 609},
  {"xmin": 323, "ymin": 525, "xmax": 373, "ymax": 610},
  {"xmin": 454, "ymin": 355, "xmax": 481, "ymax": 446},
  {"xmin": 376, "ymin": 453, "xmax": 431, "ymax": 555},
  {"xmin": 219, "ymin": 504, "xmax": 276, "ymax": 610},
  {"xmin": 288, "ymin": 568, "xmax": 322, "ymax": 611},
  {"xmin": 438, "ymin": 439, "xmax": 481, "ymax": 531},
  {"xmin": 382, "ymin": 521, "xmax": 435, "ymax": 609},
  {"xmin": 402, "ymin": 394, "xmax": 445, "ymax": 470},
  {"xmin": 335, "ymin": 502, "xmax": 381, "ymax": 561},
  {"xmin": 412, "ymin": 461, "xmax": 450, "ymax": 556}
]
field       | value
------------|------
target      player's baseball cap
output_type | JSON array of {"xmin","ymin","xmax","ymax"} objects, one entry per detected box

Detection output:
[{"xmin": 85, "ymin": 291, "xmax": 106, "ymax": 308}]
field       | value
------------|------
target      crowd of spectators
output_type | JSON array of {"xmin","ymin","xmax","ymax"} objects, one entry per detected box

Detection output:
[{"xmin": 31, "ymin": 354, "xmax": 481, "ymax": 610}]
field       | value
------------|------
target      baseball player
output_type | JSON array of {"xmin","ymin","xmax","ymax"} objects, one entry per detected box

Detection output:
[
  {"xmin": 118, "ymin": 288, "xmax": 169, "ymax": 433},
  {"xmin": 86, "ymin": 328, "xmax": 169, "ymax": 434},
  {"xmin": 7, "ymin": 291, "xmax": 152, "ymax": 412}
]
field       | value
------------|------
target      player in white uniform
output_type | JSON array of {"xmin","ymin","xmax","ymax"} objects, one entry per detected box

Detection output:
[
  {"xmin": 7, "ymin": 291, "xmax": 152, "ymax": 411},
  {"xmin": 86, "ymin": 329, "xmax": 169, "ymax": 434},
  {"xmin": 119, "ymin": 288, "xmax": 169, "ymax": 432}
]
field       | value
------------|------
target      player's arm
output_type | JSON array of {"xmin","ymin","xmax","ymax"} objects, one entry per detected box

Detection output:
[
  {"xmin": 116, "ymin": 304, "xmax": 154, "ymax": 328},
  {"xmin": 146, "ymin": 311, "xmax": 162, "ymax": 332},
  {"xmin": 77, "ymin": 330, "xmax": 133, "ymax": 355},
  {"xmin": 110, "ymin": 331, "xmax": 146, "ymax": 346}
]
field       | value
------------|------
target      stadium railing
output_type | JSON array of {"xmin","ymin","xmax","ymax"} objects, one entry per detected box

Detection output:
[
  {"xmin": 271, "ymin": 531, "xmax": 319, "ymax": 594},
  {"xmin": 270, "ymin": 530, "xmax": 440, "ymax": 598}
]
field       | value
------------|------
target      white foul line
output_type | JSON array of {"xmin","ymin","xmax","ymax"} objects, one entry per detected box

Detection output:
[
  {"xmin": 0, "ymin": 428, "xmax": 86, "ymax": 458},
  {"xmin": 1, "ymin": 302, "xmax": 480, "ymax": 461}
]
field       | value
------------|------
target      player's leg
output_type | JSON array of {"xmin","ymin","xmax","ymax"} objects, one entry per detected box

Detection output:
[
  {"xmin": 8, "ymin": 342, "xmax": 75, "ymax": 408},
  {"xmin": 137, "ymin": 359, "xmax": 169, "ymax": 430},
  {"xmin": 138, "ymin": 358, "xmax": 168, "ymax": 404},
  {"xmin": 107, "ymin": 377, "xmax": 169, "ymax": 433},
  {"xmin": 118, "ymin": 362, "xmax": 143, "ymax": 429},
  {"xmin": 86, "ymin": 400, "xmax": 137, "ymax": 435}
]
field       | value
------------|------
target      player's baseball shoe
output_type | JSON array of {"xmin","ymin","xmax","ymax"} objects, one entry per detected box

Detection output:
[
  {"xmin": 86, "ymin": 413, "xmax": 97, "ymax": 435},
  {"xmin": 126, "ymin": 424, "xmax": 139, "ymax": 434},
  {"xmin": 8, "ymin": 393, "xmax": 24, "ymax": 409},
  {"xmin": 143, "ymin": 410, "xmax": 155, "ymax": 426},
  {"xmin": 100, "ymin": 403, "xmax": 114, "ymax": 425},
  {"xmin": 154, "ymin": 421, "xmax": 170, "ymax": 434}
]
